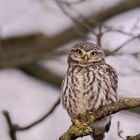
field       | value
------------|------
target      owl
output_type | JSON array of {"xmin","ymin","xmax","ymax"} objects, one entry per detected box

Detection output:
[{"xmin": 61, "ymin": 42, "xmax": 118, "ymax": 140}]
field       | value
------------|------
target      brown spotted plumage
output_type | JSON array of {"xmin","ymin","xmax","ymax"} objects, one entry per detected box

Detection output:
[{"xmin": 61, "ymin": 42, "xmax": 118, "ymax": 140}]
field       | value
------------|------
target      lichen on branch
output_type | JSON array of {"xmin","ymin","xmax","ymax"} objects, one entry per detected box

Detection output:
[{"xmin": 59, "ymin": 98, "xmax": 140, "ymax": 140}]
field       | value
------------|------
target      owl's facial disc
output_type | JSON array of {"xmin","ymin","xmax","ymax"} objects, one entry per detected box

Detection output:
[{"xmin": 70, "ymin": 49, "xmax": 104, "ymax": 65}]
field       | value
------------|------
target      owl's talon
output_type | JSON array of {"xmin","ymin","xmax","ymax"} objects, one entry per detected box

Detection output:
[
  {"xmin": 80, "ymin": 122, "xmax": 88, "ymax": 130},
  {"xmin": 83, "ymin": 123, "xmax": 88, "ymax": 127},
  {"xmin": 88, "ymin": 111, "xmax": 93, "ymax": 114},
  {"xmin": 72, "ymin": 119, "xmax": 81, "ymax": 127},
  {"xmin": 72, "ymin": 119, "xmax": 90, "ymax": 132},
  {"xmin": 84, "ymin": 126, "xmax": 93, "ymax": 134},
  {"xmin": 79, "ymin": 124, "xmax": 92, "ymax": 135}
]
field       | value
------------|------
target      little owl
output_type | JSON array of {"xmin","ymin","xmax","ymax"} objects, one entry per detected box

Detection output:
[{"xmin": 61, "ymin": 42, "xmax": 118, "ymax": 140}]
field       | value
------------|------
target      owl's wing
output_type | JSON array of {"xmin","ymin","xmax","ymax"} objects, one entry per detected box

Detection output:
[
  {"xmin": 61, "ymin": 75, "xmax": 68, "ymax": 107},
  {"xmin": 106, "ymin": 64, "xmax": 118, "ymax": 93}
]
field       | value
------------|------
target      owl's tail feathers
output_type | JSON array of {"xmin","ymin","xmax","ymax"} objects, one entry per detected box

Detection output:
[
  {"xmin": 90, "ymin": 119, "xmax": 111, "ymax": 140},
  {"xmin": 91, "ymin": 133, "xmax": 105, "ymax": 140}
]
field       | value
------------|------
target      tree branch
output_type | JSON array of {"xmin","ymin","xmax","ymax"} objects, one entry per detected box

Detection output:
[
  {"xmin": 3, "ymin": 98, "xmax": 60, "ymax": 140},
  {"xmin": 59, "ymin": 98, "xmax": 140, "ymax": 140},
  {"xmin": 105, "ymin": 34, "xmax": 140, "ymax": 56},
  {"xmin": 20, "ymin": 63, "xmax": 62, "ymax": 88},
  {"xmin": 3, "ymin": 111, "xmax": 17, "ymax": 140},
  {"xmin": 1, "ymin": 0, "xmax": 140, "ymax": 67},
  {"xmin": 108, "ymin": 34, "xmax": 140, "ymax": 56},
  {"xmin": 17, "ymin": 98, "xmax": 60, "ymax": 131}
]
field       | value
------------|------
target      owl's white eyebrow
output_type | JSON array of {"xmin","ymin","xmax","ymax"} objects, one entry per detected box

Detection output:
[
  {"xmin": 89, "ymin": 50, "xmax": 103, "ymax": 53},
  {"xmin": 77, "ymin": 49, "xmax": 84, "ymax": 51},
  {"xmin": 76, "ymin": 49, "xmax": 86, "ymax": 53}
]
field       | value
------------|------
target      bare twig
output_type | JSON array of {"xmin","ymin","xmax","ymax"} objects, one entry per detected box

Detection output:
[
  {"xmin": 56, "ymin": 0, "xmax": 140, "ymax": 42},
  {"xmin": 3, "ymin": 98, "xmax": 60, "ymax": 140},
  {"xmin": 59, "ymin": 98, "xmax": 140, "ymax": 140},
  {"xmin": 3, "ymin": 111, "xmax": 17, "ymax": 140},
  {"xmin": 126, "ymin": 133, "xmax": 140, "ymax": 140},
  {"xmin": 1, "ymin": 0, "xmax": 140, "ymax": 68},
  {"xmin": 117, "ymin": 121, "xmax": 140, "ymax": 140},
  {"xmin": 112, "ymin": 34, "xmax": 140, "ymax": 53},
  {"xmin": 96, "ymin": 23, "xmax": 103, "ymax": 47},
  {"xmin": 56, "ymin": 0, "xmax": 140, "ymax": 52},
  {"xmin": 106, "ymin": 34, "xmax": 140, "ymax": 56},
  {"xmin": 56, "ymin": 0, "xmax": 97, "ymax": 37},
  {"xmin": 131, "ymin": 18, "xmax": 140, "ymax": 33},
  {"xmin": 102, "ymin": 24, "xmax": 134, "ymax": 37},
  {"xmin": 17, "ymin": 98, "xmax": 60, "ymax": 131},
  {"xmin": 117, "ymin": 121, "xmax": 125, "ymax": 140}
]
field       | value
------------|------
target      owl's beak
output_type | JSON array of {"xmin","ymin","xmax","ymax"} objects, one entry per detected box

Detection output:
[{"xmin": 83, "ymin": 54, "xmax": 89, "ymax": 62}]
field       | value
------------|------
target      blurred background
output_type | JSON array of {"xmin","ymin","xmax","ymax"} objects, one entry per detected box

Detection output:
[{"xmin": 0, "ymin": 0, "xmax": 140, "ymax": 140}]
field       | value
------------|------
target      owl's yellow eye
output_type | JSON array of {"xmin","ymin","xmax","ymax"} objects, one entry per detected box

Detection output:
[
  {"xmin": 76, "ymin": 49, "xmax": 83, "ymax": 56},
  {"xmin": 91, "ymin": 51, "xmax": 97, "ymax": 57}
]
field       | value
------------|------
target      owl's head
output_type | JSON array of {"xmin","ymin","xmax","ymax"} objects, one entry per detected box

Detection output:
[{"xmin": 68, "ymin": 42, "xmax": 105, "ymax": 66}]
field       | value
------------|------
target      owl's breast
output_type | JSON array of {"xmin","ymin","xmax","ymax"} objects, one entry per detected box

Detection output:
[
  {"xmin": 62, "ymin": 65, "xmax": 117, "ymax": 118},
  {"xmin": 68, "ymin": 68, "xmax": 96, "ymax": 115},
  {"xmin": 72, "ymin": 68, "xmax": 91, "ymax": 91}
]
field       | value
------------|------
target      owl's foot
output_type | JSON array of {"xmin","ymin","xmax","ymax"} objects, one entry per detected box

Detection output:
[
  {"xmin": 71, "ymin": 119, "xmax": 92, "ymax": 136},
  {"xmin": 72, "ymin": 119, "xmax": 81, "ymax": 127},
  {"xmin": 87, "ymin": 111, "xmax": 94, "ymax": 115},
  {"xmin": 85, "ymin": 111, "xmax": 96, "ymax": 123}
]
